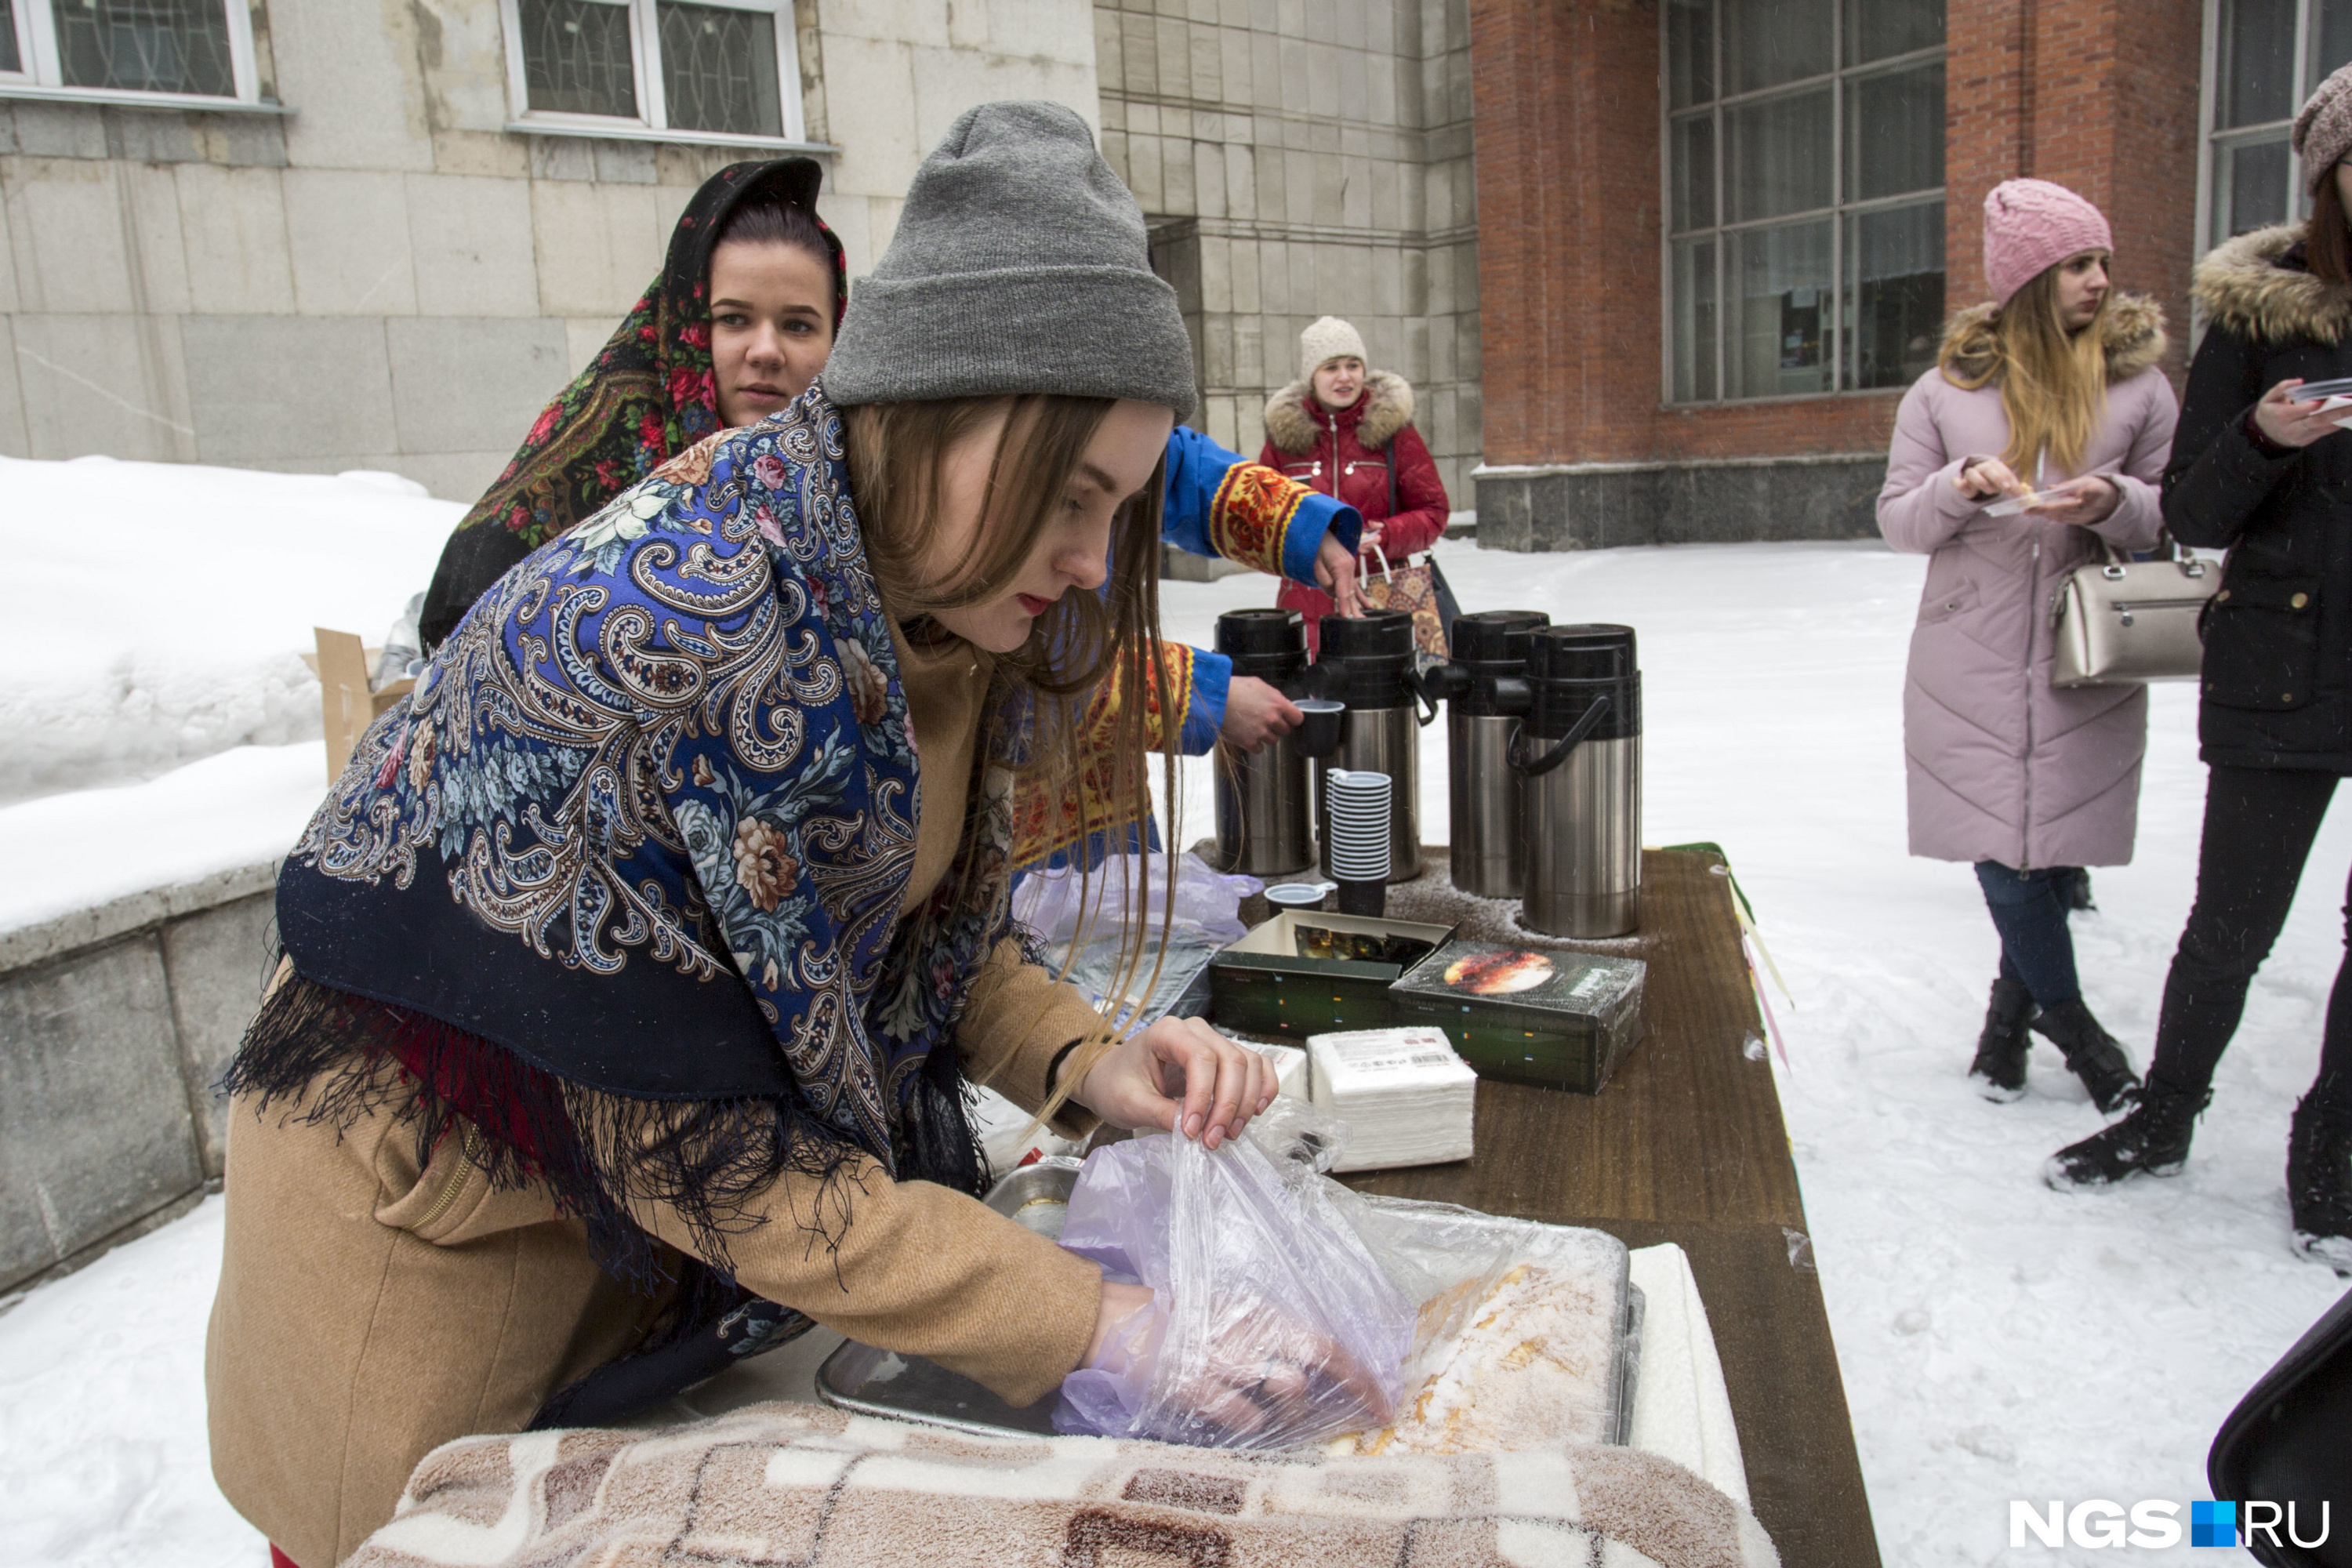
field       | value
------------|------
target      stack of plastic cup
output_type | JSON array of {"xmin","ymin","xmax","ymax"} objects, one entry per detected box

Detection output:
[{"xmin": 1323, "ymin": 769, "xmax": 1393, "ymax": 916}]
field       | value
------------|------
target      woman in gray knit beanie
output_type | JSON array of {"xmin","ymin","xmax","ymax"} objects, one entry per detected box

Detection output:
[{"xmin": 205, "ymin": 103, "xmax": 1356, "ymax": 1563}]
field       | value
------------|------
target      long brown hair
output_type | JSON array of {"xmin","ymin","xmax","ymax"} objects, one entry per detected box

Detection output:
[
  {"xmin": 2310, "ymin": 174, "xmax": 2352, "ymax": 286},
  {"xmin": 843, "ymin": 395, "xmax": 1174, "ymax": 1117},
  {"xmin": 1940, "ymin": 260, "xmax": 2111, "ymax": 477}
]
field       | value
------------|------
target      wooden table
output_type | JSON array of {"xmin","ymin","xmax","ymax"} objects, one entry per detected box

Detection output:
[{"xmin": 1350, "ymin": 848, "xmax": 1883, "ymax": 1568}]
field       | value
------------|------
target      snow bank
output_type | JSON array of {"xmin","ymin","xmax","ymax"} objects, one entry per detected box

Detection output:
[
  {"xmin": 0, "ymin": 456, "xmax": 459, "ymax": 807},
  {"xmin": 0, "ymin": 742, "xmax": 328, "ymax": 938}
]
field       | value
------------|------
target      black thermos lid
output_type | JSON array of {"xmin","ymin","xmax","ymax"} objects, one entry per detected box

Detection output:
[
  {"xmin": 1319, "ymin": 609, "xmax": 1414, "ymax": 661},
  {"xmin": 1528, "ymin": 623, "xmax": 1641, "ymax": 739},
  {"xmin": 1531, "ymin": 623, "xmax": 1638, "ymax": 682},
  {"xmin": 1314, "ymin": 609, "xmax": 1417, "ymax": 708},
  {"xmin": 1449, "ymin": 609, "xmax": 1550, "ymax": 666},
  {"xmin": 1215, "ymin": 607, "xmax": 1304, "ymax": 657}
]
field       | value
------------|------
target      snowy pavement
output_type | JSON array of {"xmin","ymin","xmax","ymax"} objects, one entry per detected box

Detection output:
[{"xmin": 5, "ymin": 525, "xmax": 2350, "ymax": 1566}]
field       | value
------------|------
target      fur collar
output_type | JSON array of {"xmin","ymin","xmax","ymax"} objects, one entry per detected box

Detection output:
[
  {"xmin": 2193, "ymin": 223, "xmax": 2352, "ymax": 345},
  {"xmin": 1262, "ymin": 369, "xmax": 1415, "ymax": 453},
  {"xmin": 1937, "ymin": 292, "xmax": 2169, "ymax": 384}
]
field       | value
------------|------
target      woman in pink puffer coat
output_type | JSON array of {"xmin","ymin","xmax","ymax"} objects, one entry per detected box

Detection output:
[{"xmin": 1878, "ymin": 180, "xmax": 2178, "ymax": 1113}]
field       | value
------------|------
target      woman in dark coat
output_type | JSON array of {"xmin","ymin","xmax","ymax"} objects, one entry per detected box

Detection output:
[{"xmin": 2049, "ymin": 66, "xmax": 2352, "ymax": 1272}]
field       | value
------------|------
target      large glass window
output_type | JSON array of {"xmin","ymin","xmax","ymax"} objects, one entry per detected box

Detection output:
[
  {"xmin": 501, "ymin": 0, "xmax": 804, "ymax": 144},
  {"xmin": 2204, "ymin": 0, "xmax": 2352, "ymax": 249},
  {"xmin": 1664, "ymin": 0, "xmax": 1947, "ymax": 403},
  {"xmin": 1, "ymin": 0, "xmax": 256, "ymax": 102}
]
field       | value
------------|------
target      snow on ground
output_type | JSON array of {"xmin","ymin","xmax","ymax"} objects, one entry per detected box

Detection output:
[
  {"xmin": 0, "ymin": 456, "xmax": 459, "ymax": 808},
  {"xmin": 6, "ymin": 528, "xmax": 2351, "ymax": 1565}
]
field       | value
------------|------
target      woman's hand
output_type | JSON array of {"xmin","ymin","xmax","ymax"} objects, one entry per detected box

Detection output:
[
  {"xmin": 1161, "ymin": 1290, "xmax": 1393, "ymax": 1440},
  {"xmin": 1074, "ymin": 1281, "xmax": 1392, "ymax": 1443},
  {"xmin": 1315, "ymin": 532, "xmax": 1365, "ymax": 616},
  {"xmin": 1219, "ymin": 677, "xmax": 1302, "ymax": 753},
  {"xmin": 2027, "ymin": 474, "xmax": 2122, "ymax": 526},
  {"xmin": 1955, "ymin": 456, "xmax": 2028, "ymax": 501},
  {"xmin": 2252, "ymin": 378, "xmax": 2348, "ymax": 448},
  {"xmin": 1073, "ymin": 1016, "xmax": 1274, "ymax": 1149}
]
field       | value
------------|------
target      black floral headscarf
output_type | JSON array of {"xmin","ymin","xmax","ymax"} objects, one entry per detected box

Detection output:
[{"xmin": 419, "ymin": 158, "xmax": 848, "ymax": 650}]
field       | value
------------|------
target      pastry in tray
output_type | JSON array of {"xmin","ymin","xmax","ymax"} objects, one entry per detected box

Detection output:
[{"xmin": 1332, "ymin": 1261, "xmax": 1621, "ymax": 1455}]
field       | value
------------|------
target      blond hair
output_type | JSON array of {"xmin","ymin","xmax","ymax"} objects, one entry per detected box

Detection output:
[{"xmin": 1940, "ymin": 263, "xmax": 2111, "ymax": 478}]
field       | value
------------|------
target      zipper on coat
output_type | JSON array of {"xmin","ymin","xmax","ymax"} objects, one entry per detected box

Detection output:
[
  {"xmin": 416, "ymin": 1123, "xmax": 485, "ymax": 1230},
  {"xmin": 2019, "ymin": 532, "xmax": 2040, "ymax": 871}
]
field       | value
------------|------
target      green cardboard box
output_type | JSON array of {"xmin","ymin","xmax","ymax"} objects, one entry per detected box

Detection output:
[
  {"xmin": 1387, "ymin": 939, "xmax": 1648, "ymax": 1094},
  {"xmin": 1207, "ymin": 910, "xmax": 1457, "ymax": 1041}
]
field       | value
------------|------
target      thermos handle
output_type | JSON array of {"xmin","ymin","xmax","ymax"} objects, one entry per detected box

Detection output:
[
  {"xmin": 1508, "ymin": 695, "xmax": 1613, "ymax": 778},
  {"xmin": 1403, "ymin": 666, "xmax": 1444, "ymax": 727}
]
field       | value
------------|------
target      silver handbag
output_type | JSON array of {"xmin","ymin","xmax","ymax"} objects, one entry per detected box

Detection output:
[{"xmin": 2049, "ymin": 539, "xmax": 2218, "ymax": 688}]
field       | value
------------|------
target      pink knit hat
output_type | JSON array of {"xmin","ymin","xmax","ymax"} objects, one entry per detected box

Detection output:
[
  {"xmin": 1983, "ymin": 179, "xmax": 2112, "ymax": 305},
  {"xmin": 2292, "ymin": 63, "xmax": 2352, "ymax": 193}
]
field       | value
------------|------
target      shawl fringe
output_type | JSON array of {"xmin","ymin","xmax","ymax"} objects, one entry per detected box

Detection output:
[{"xmin": 223, "ymin": 971, "xmax": 882, "ymax": 1290}]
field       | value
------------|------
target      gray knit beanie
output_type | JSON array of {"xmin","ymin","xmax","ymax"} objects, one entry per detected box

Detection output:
[
  {"xmin": 2296, "ymin": 63, "xmax": 2352, "ymax": 194},
  {"xmin": 822, "ymin": 101, "xmax": 1196, "ymax": 419}
]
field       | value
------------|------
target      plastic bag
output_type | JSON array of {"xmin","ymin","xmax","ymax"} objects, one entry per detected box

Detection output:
[
  {"xmin": 1053, "ymin": 1100, "xmax": 1530, "ymax": 1451},
  {"xmin": 1053, "ymin": 1123, "xmax": 1413, "ymax": 1448},
  {"xmin": 1013, "ymin": 851, "xmax": 1261, "ymax": 1035}
]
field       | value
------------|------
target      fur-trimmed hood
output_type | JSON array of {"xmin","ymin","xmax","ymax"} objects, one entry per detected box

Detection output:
[
  {"xmin": 1262, "ymin": 369, "xmax": 1414, "ymax": 453},
  {"xmin": 2193, "ymin": 222, "xmax": 2352, "ymax": 346},
  {"xmin": 1937, "ymin": 291, "xmax": 2170, "ymax": 384}
]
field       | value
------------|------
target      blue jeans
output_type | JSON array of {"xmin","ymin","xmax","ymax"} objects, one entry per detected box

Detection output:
[{"xmin": 1974, "ymin": 861, "xmax": 2083, "ymax": 1008}]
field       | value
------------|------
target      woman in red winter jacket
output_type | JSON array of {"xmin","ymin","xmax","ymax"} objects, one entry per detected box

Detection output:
[{"xmin": 1259, "ymin": 316, "xmax": 1450, "ymax": 656}]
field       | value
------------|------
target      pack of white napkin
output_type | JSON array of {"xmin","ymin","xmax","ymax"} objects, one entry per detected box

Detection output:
[
  {"xmin": 1247, "ymin": 1040, "xmax": 1311, "ymax": 1100},
  {"xmin": 1304, "ymin": 1025, "xmax": 1477, "ymax": 1172}
]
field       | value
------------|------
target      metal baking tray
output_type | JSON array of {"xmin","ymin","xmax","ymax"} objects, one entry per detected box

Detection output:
[{"xmin": 815, "ymin": 1159, "xmax": 1641, "ymax": 1446}]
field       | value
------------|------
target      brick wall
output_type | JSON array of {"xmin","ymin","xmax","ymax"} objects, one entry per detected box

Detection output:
[
  {"xmin": 1944, "ymin": 0, "xmax": 2201, "ymax": 372},
  {"xmin": 1471, "ymin": 0, "xmax": 2204, "ymax": 477}
]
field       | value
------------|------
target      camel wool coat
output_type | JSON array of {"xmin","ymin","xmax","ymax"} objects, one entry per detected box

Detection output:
[{"xmin": 1877, "ymin": 295, "xmax": 2179, "ymax": 869}]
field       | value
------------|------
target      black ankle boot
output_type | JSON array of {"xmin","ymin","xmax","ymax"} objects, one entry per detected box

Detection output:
[
  {"xmin": 1969, "ymin": 976, "xmax": 2036, "ymax": 1102},
  {"xmin": 2027, "ymin": 998, "xmax": 2141, "ymax": 1113},
  {"xmin": 2288, "ymin": 1082, "xmax": 2352, "ymax": 1275},
  {"xmin": 2046, "ymin": 1075, "xmax": 2209, "ymax": 1189}
]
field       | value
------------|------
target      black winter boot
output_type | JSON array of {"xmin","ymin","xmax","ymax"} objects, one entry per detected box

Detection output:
[
  {"xmin": 1969, "ymin": 976, "xmax": 2036, "ymax": 1102},
  {"xmin": 2045, "ymin": 1076, "xmax": 2209, "ymax": 1189},
  {"xmin": 2288, "ymin": 1082, "xmax": 2352, "ymax": 1275},
  {"xmin": 2027, "ymin": 998, "xmax": 2142, "ymax": 1113}
]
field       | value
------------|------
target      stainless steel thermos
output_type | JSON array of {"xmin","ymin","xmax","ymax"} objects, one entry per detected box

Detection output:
[
  {"xmin": 1311, "ymin": 609, "xmax": 1434, "ymax": 883},
  {"xmin": 1513, "ymin": 623, "xmax": 1642, "ymax": 937},
  {"xmin": 1209, "ymin": 608, "xmax": 1316, "ymax": 876},
  {"xmin": 1438, "ymin": 610, "xmax": 1549, "ymax": 898}
]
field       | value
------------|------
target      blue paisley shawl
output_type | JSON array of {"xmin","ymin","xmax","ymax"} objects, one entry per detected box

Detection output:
[{"xmin": 238, "ymin": 385, "xmax": 1025, "ymax": 1417}]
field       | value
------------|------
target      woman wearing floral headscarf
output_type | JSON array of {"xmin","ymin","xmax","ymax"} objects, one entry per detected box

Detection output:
[{"xmin": 419, "ymin": 158, "xmax": 848, "ymax": 652}]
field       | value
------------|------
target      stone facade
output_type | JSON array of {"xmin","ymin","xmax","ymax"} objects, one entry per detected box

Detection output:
[
  {"xmin": 1096, "ymin": 0, "xmax": 1480, "ymax": 505},
  {"xmin": 0, "ymin": 862, "xmax": 276, "ymax": 1298},
  {"xmin": 0, "ymin": 0, "xmax": 1100, "ymax": 501}
]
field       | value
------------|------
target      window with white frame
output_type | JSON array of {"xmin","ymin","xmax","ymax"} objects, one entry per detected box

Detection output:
[
  {"xmin": 2202, "ymin": 0, "xmax": 2352, "ymax": 249},
  {"xmin": 1663, "ymin": 0, "xmax": 1946, "ymax": 404},
  {"xmin": 1, "ymin": 0, "xmax": 261, "ymax": 104},
  {"xmin": 501, "ymin": 0, "xmax": 806, "ymax": 144}
]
